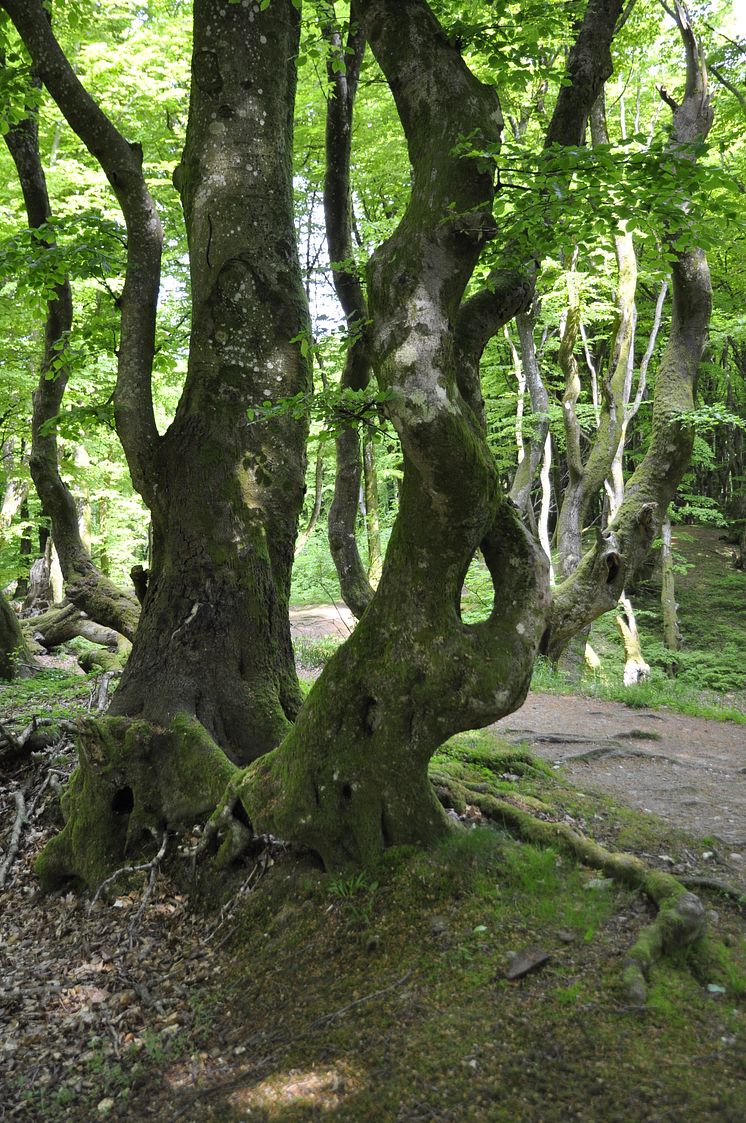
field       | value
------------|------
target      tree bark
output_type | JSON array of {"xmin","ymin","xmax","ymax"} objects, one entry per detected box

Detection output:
[
  {"xmin": 294, "ymin": 446, "xmax": 324, "ymax": 558},
  {"xmin": 661, "ymin": 515, "xmax": 682, "ymax": 653},
  {"xmin": 24, "ymin": 601, "xmax": 126, "ymax": 654},
  {"xmin": 323, "ymin": 4, "xmax": 377, "ymax": 618},
  {"xmin": 509, "ymin": 306, "xmax": 551, "ymax": 520},
  {"xmin": 362, "ymin": 433, "xmax": 383, "ymax": 584},
  {"xmin": 235, "ymin": 0, "xmax": 622, "ymax": 867},
  {"xmin": 109, "ymin": 0, "xmax": 311, "ymax": 762},
  {"xmin": 0, "ymin": 592, "xmax": 32, "ymax": 680},
  {"xmin": 3, "ymin": 68, "xmax": 141, "ymax": 642},
  {"xmin": 28, "ymin": 0, "xmax": 626, "ymax": 886}
]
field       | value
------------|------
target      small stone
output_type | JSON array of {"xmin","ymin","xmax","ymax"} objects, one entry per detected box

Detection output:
[
  {"xmin": 659, "ymin": 855, "xmax": 675, "ymax": 865},
  {"xmin": 161, "ymin": 1023, "xmax": 180, "ymax": 1037},
  {"xmin": 97, "ymin": 1099, "xmax": 115, "ymax": 1116},
  {"xmin": 430, "ymin": 916, "xmax": 448, "ymax": 936},
  {"xmin": 702, "ymin": 851, "xmax": 714, "ymax": 860},
  {"xmin": 556, "ymin": 929, "xmax": 576, "ymax": 944},
  {"xmin": 234, "ymin": 1045, "xmax": 246, "ymax": 1056},
  {"xmin": 585, "ymin": 877, "xmax": 614, "ymax": 891},
  {"xmin": 505, "ymin": 946, "xmax": 550, "ymax": 980},
  {"xmin": 707, "ymin": 910, "xmax": 719, "ymax": 925}
]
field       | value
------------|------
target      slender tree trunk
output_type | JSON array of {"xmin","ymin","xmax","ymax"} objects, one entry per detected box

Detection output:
[
  {"xmin": 1, "ymin": 438, "xmax": 28, "ymax": 530},
  {"xmin": 294, "ymin": 447, "xmax": 324, "ymax": 558},
  {"xmin": 661, "ymin": 515, "xmax": 682, "ymax": 653},
  {"xmin": 509, "ymin": 306, "xmax": 551, "ymax": 519},
  {"xmin": 362, "ymin": 433, "xmax": 383, "ymax": 584},
  {"xmin": 547, "ymin": 8, "xmax": 714, "ymax": 660},
  {"xmin": 3, "ymin": 84, "xmax": 140, "ymax": 641},
  {"xmin": 556, "ymin": 267, "xmax": 585, "ymax": 578},
  {"xmin": 616, "ymin": 594, "xmax": 651, "ymax": 686},
  {"xmin": 323, "ymin": 5, "xmax": 377, "ymax": 618}
]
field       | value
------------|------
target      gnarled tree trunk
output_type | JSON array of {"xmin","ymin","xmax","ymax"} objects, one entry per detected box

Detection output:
[
  {"xmin": 3, "ymin": 80, "xmax": 140, "ymax": 642},
  {"xmin": 234, "ymin": 0, "xmax": 623, "ymax": 868},
  {"xmin": 9, "ymin": 0, "xmax": 311, "ymax": 890}
]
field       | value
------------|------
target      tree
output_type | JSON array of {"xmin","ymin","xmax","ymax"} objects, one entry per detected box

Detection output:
[
  {"xmin": 1, "ymin": 0, "xmax": 714, "ymax": 891},
  {"xmin": 3, "ymin": 73, "xmax": 140, "ymax": 640},
  {"xmin": 0, "ymin": 587, "xmax": 30, "ymax": 679}
]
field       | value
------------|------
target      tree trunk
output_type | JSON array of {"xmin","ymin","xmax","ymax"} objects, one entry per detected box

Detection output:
[
  {"xmin": 108, "ymin": 0, "xmax": 311, "ymax": 764},
  {"xmin": 362, "ymin": 433, "xmax": 383, "ymax": 584},
  {"xmin": 0, "ymin": 592, "xmax": 32, "ymax": 680},
  {"xmin": 616, "ymin": 594, "xmax": 651, "ymax": 686},
  {"xmin": 323, "ymin": 6, "xmax": 377, "ymax": 618},
  {"xmin": 294, "ymin": 446, "xmax": 324, "ymax": 558},
  {"xmin": 509, "ymin": 306, "xmax": 551, "ymax": 519},
  {"xmin": 545, "ymin": 8, "xmax": 714, "ymax": 660},
  {"xmin": 661, "ymin": 515, "xmax": 682, "ymax": 653},
  {"xmin": 25, "ymin": 601, "xmax": 126, "ymax": 654},
  {"xmin": 234, "ymin": 0, "xmax": 621, "ymax": 867},
  {"xmin": 26, "ymin": 0, "xmax": 623, "ymax": 887},
  {"xmin": 4, "ymin": 84, "xmax": 141, "ymax": 642}
]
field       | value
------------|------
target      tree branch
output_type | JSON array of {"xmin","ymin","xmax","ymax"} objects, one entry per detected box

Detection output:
[{"xmin": 1, "ymin": 0, "xmax": 163, "ymax": 507}]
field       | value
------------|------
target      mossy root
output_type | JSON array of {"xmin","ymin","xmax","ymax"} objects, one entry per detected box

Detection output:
[{"xmin": 436, "ymin": 775, "xmax": 706, "ymax": 1004}]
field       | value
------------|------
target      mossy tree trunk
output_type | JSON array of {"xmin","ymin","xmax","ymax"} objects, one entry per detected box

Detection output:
[
  {"xmin": 0, "ymin": 591, "xmax": 32, "ymax": 680},
  {"xmin": 109, "ymin": 0, "xmax": 311, "ymax": 763},
  {"xmin": 10, "ymin": 0, "xmax": 311, "ymax": 890},
  {"xmin": 234, "ymin": 0, "xmax": 624, "ymax": 868},
  {"xmin": 25, "ymin": 0, "xmax": 623, "ymax": 887}
]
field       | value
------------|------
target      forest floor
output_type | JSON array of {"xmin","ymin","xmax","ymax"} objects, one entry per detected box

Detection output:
[
  {"xmin": 1, "ymin": 713, "xmax": 744, "ymax": 1123},
  {"xmin": 1, "ymin": 526, "xmax": 744, "ymax": 1121}
]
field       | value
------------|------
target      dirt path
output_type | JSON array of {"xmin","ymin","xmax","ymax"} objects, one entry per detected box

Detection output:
[
  {"xmin": 290, "ymin": 605, "xmax": 746, "ymax": 862},
  {"xmin": 492, "ymin": 694, "xmax": 745, "ymax": 853}
]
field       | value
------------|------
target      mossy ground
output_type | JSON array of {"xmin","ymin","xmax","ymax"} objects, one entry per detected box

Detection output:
[
  {"xmin": 3, "ymin": 725, "xmax": 744, "ymax": 1121},
  {"xmin": 111, "ymin": 732, "xmax": 746, "ymax": 1123}
]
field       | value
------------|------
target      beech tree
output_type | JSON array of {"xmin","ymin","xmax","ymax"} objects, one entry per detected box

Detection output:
[
  {"xmin": 4, "ymin": 80, "xmax": 141, "ymax": 642},
  {"xmin": 0, "ymin": 0, "xmax": 715, "ymax": 893}
]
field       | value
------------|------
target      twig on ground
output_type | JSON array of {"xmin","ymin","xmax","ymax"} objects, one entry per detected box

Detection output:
[
  {"xmin": 0, "ymin": 789, "xmax": 27, "ymax": 889},
  {"xmin": 89, "ymin": 830, "xmax": 168, "ymax": 915},
  {"xmin": 310, "ymin": 969, "xmax": 412, "ymax": 1027},
  {"xmin": 0, "ymin": 716, "xmax": 54, "ymax": 762},
  {"xmin": 127, "ymin": 831, "xmax": 169, "ymax": 947}
]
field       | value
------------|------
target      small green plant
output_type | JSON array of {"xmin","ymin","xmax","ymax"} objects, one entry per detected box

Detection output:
[
  {"xmin": 327, "ymin": 870, "xmax": 379, "ymax": 927},
  {"xmin": 293, "ymin": 634, "xmax": 343, "ymax": 668}
]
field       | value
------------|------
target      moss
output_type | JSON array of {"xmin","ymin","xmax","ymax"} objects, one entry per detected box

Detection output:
[{"xmin": 35, "ymin": 713, "xmax": 238, "ymax": 893}]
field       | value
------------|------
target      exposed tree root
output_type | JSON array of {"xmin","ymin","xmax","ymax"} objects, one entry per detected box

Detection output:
[
  {"xmin": 679, "ymin": 875, "xmax": 746, "ymax": 905},
  {"xmin": 0, "ymin": 789, "xmax": 27, "ymax": 889},
  {"xmin": 434, "ymin": 774, "xmax": 707, "ymax": 1004},
  {"xmin": 0, "ymin": 716, "xmax": 56, "ymax": 766}
]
